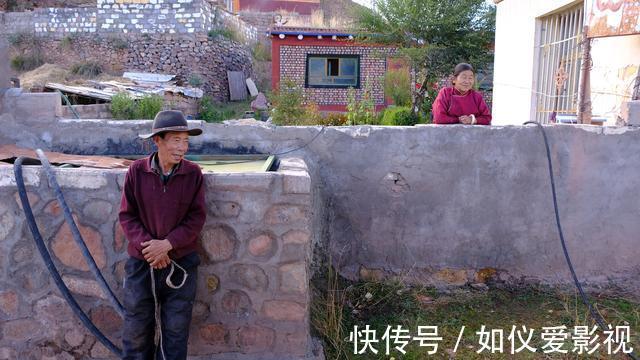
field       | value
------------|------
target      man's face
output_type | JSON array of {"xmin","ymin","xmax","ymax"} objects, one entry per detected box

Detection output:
[{"xmin": 154, "ymin": 131, "xmax": 190, "ymax": 167}]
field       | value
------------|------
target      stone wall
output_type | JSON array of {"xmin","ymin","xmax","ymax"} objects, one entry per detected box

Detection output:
[
  {"xmin": 28, "ymin": 33, "xmax": 252, "ymax": 101},
  {"xmin": 0, "ymin": 157, "xmax": 318, "ymax": 359},
  {"xmin": 2, "ymin": 0, "xmax": 216, "ymax": 37},
  {"xmin": 61, "ymin": 103, "xmax": 113, "ymax": 119},
  {"xmin": 3, "ymin": 112, "xmax": 639, "ymax": 293},
  {"xmin": 217, "ymin": 8, "xmax": 262, "ymax": 44},
  {"xmin": 2, "ymin": 90, "xmax": 640, "ymax": 292},
  {"xmin": 279, "ymin": 43, "xmax": 396, "ymax": 106},
  {"xmin": 34, "ymin": 7, "xmax": 97, "ymax": 35},
  {"xmin": 96, "ymin": 0, "xmax": 212, "ymax": 35}
]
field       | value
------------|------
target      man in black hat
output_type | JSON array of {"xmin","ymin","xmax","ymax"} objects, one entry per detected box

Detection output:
[{"xmin": 119, "ymin": 110, "xmax": 206, "ymax": 359}]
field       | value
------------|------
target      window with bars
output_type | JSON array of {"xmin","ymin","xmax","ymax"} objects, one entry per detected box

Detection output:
[
  {"xmin": 305, "ymin": 55, "xmax": 360, "ymax": 88},
  {"xmin": 534, "ymin": 2, "xmax": 584, "ymax": 124}
]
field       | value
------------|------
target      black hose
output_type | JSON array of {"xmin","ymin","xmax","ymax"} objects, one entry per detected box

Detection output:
[
  {"xmin": 35, "ymin": 149, "xmax": 125, "ymax": 317},
  {"xmin": 524, "ymin": 121, "xmax": 638, "ymax": 360},
  {"xmin": 14, "ymin": 157, "xmax": 123, "ymax": 357}
]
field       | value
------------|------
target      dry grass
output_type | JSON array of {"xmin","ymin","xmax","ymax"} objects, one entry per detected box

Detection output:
[
  {"xmin": 283, "ymin": 9, "xmax": 354, "ymax": 29},
  {"xmin": 311, "ymin": 270, "xmax": 640, "ymax": 359},
  {"xmin": 19, "ymin": 63, "xmax": 70, "ymax": 90}
]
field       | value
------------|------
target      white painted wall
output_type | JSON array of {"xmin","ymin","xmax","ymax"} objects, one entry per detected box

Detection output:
[
  {"xmin": 492, "ymin": 0, "xmax": 579, "ymax": 125},
  {"xmin": 492, "ymin": 0, "xmax": 639, "ymax": 125},
  {"xmin": 589, "ymin": 35, "xmax": 640, "ymax": 124}
]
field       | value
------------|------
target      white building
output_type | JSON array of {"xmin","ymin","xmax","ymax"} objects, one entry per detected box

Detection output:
[{"xmin": 492, "ymin": 0, "xmax": 640, "ymax": 125}]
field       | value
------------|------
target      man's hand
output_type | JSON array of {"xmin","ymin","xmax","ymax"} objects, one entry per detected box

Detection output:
[
  {"xmin": 141, "ymin": 239, "xmax": 173, "ymax": 267},
  {"xmin": 459, "ymin": 115, "xmax": 472, "ymax": 124},
  {"xmin": 150, "ymin": 253, "xmax": 171, "ymax": 269}
]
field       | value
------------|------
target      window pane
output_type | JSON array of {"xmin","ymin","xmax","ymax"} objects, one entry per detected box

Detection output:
[
  {"xmin": 327, "ymin": 58, "xmax": 339, "ymax": 76},
  {"xmin": 340, "ymin": 58, "xmax": 356, "ymax": 76},
  {"xmin": 309, "ymin": 58, "xmax": 325, "ymax": 77},
  {"xmin": 307, "ymin": 55, "xmax": 359, "ymax": 87}
]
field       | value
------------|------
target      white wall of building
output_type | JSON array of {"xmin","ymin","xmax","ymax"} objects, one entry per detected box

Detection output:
[
  {"xmin": 589, "ymin": 35, "xmax": 640, "ymax": 124},
  {"xmin": 492, "ymin": 0, "xmax": 639, "ymax": 125},
  {"xmin": 492, "ymin": 0, "xmax": 579, "ymax": 125}
]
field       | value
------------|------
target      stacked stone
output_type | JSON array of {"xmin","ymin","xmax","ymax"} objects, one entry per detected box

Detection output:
[
  {"xmin": 34, "ymin": 7, "xmax": 97, "ymax": 35},
  {"xmin": 217, "ymin": 9, "xmax": 260, "ymax": 44},
  {"xmin": 36, "ymin": 33, "xmax": 253, "ymax": 102},
  {"xmin": 97, "ymin": 0, "xmax": 209, "ymax": 34},
  {"xmin": 279, "ymin": 43, "xmax": 397, "ymax": 106},
  {"xmin": 0, "ymin": 156, "xmax": 315, "ymax": 358}
]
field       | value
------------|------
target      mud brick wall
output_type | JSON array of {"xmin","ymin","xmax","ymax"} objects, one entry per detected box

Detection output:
[{"xmin": 0, "ymin": 157, "xmax": 315, "ymax": 359}]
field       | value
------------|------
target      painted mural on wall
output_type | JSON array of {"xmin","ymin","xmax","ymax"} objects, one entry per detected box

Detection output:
[{"xmin": 586, "ymin": 0, "xmax": 640, "ymax": 38}]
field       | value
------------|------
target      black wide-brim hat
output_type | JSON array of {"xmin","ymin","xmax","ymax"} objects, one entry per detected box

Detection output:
[{"xmin": 138, "ymin": 110, "xmax": 203, "ymax": 139}]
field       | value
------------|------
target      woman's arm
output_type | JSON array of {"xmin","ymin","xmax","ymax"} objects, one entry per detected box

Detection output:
[
  {"xmin": 432, "ymin": 88, "xmax": 460, "ymax": 124},
  {"xmin": 474, "ymin": 92, "xmax": 492, "ymax": 125}
]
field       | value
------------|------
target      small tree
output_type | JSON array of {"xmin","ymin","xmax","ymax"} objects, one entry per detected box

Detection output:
[{"xmin": 356, "ymin": 0, "xmax": 495, "ymax": 116}]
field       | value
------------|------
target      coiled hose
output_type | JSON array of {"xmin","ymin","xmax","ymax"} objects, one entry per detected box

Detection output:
[
  {"xmin": 525, "ymin": 121, "xmax": 638, "ymax": 360},
  {"xmin": 14, "ymin": 155, "xmax": 123, "ymax": 357},
  {"xmin": 35, "ymin": 149, "xmax": 124, "ymax": 316}
]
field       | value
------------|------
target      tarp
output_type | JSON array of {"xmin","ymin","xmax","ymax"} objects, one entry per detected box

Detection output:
[{"xmin": 0, "ymin": 145, "xmax": 132, "ymax": 169}]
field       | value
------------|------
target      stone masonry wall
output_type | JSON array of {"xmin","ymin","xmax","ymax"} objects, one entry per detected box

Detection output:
[
  {"xmin": 2, "ymin": 0, "xmax": 215, "ymax": 37},
  {"xmin": 3, "ymin": 115, "xmax": 639, "ymax": 294},
  {"xmin": 217, "ymin": 8, "xmax": 261, "ymax": 45},
  {"xmin": 279, "ymin": 44, "xmax": 397, "ymax": 106},
  {"xmin": 30, "ymin": 33, "xmax": 252, "ymax": 101},
  {"xmin": 0, "ymin": 157, "xmax": 316, "ymax": 359},
  {"xmin": 96, "ymin": 0, "xmax": 212, "ymax": 35}
]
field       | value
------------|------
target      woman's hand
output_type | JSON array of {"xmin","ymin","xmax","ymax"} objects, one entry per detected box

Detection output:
[{"xmin": 459, "ymin": 115, "xmax": 473, "ymax": 124}]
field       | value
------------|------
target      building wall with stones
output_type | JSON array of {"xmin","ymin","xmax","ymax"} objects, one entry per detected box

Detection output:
[
  {"xmin": 273, "ymin": 37, "xmax": 397, "ymax": 111},
  {"xmin": 0, "ymin": 158, "xmax": 317, "ymax": 359},
  {"xmin": 29, "ymin": 33, "xmax": 252, "ymax": 101},
  {"xmin": 216, "ymin": 8, "xmax": 262, "ymax": 44},
  {"xmin": 2, "ymin": 0, "xmax": 217, "ymax": 37}
]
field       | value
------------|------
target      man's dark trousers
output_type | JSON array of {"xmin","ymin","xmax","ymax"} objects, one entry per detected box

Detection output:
[{"xmin": 122, "ymin": 252, "xmax": 200, "ymax": 360}]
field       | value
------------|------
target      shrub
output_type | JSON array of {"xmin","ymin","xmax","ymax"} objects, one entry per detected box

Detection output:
[
  {"xmin": 270, "ymin": 79, "xmax": 309, "ymax": 125},
  {"xmin": 346, "ymin": 85, "xmax": 377, "ymax": 125},
  {"xmin": 110, "ymin": 92, "xmax": 136, "ymax": 119},
  {"xmin": 318, "ymin": 113, "xmax": 348, "ymax": 126},
  {"xmin": 108, "ymin": 36, "xmax": 129, "ymax": 50},
  {"xmin": 198, "ymin": 96, "xmax": 237, "ymax": 122},
  {"xmin": 60, "ymin": 34, "xmax": 76, "ymax": 48},
  {"xmin": 252, "ymin": 42, "xmax": 271, "ymax": 61},
  {"xmin": 208, "ymin": 28, "xmax": 237, "ymax": 41},
  {"xmin": 384, "ymin": 68, "xmax": 412, "ymax": 106},
  {"xmin": 110, "ymin": 93, "xmax": 163, "ymax": 119},
  {"xmin": 10, "ymin": 54, "xmax": 44, "ymax": 71},
  {"xmin": 70, "ymin": 61, "xmax": 103, "ymax": 78},
  {"xmin": 188, "ymin": 73, "xmax": 203, "ymax": 87},
  {"xmin": 8, "ymin": 32, "xmax": 38, "ymax": 48},
  {"xmin": 134, "ymin": 95, "xmax": 164, "ymax": 119},
  {"xmin": 393, "ymin": 108, "xmax": 420, "ymax": 126}
]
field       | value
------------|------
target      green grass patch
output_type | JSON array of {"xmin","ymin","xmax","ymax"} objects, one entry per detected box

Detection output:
[
  {"xmin": 312, "ymin": 270, "xmax": 640, "ymax": 359},
  {"xmin": 198, "ymin": 97, "xmax": 253, "ymax": 123}
]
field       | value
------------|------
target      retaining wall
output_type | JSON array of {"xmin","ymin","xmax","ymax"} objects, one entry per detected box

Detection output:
[{"xmin": 0, "ymin": 157, "xmax": 318, "ymax": 359}]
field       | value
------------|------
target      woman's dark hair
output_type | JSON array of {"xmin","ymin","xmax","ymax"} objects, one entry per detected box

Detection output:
[{"xmin": 453, "ymin": 63, "xmax": 474, "ymax": 77}]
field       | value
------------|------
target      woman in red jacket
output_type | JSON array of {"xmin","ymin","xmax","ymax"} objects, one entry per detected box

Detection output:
[{"xmin": 432, "ymin": 63, "xmax": 491, "ymax": 125}]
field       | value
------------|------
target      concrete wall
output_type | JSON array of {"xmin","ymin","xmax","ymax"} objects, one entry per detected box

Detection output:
[
  {"xmin": 2, "ymin": 111, "xmax": 639, "ymax": 295},
  {"xmin": 0, "ymin": 158, "xmax": 318, "ymax": 359},
  {"xmin": 493, "ymin": 0, "xmax": 639, "ymax": 125}
]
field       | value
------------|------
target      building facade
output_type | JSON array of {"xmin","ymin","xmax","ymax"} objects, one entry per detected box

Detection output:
[
  {"xmin": 270, "ymin": 27, "xmax": 398, "ymax": 112},
  {"xmin": 492, "ymin": 0, "xmax": 640, "ymax": 125}
]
